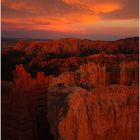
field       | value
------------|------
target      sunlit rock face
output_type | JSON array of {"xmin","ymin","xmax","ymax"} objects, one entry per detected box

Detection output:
[
  {"xmin": 56, "ymin": 86, "xmax": 138, "ymax": 140},
  {"xmin": 1, "ymin": 37, "xmax": 139, "ymax": 140}
]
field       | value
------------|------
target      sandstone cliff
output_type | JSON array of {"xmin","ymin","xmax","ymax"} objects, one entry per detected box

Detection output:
[
  {"xmin": 2, "ymin": 61, "xmax": 139, "ymax": 140},
  {"xmin": 1, "ymin": 37, "xmax": 139, "ymax": 140}
]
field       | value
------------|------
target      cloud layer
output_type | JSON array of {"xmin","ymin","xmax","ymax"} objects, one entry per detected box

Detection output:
[{"xmin": 1, "ymin": 0, "xmax": 139, "ymax": 39}]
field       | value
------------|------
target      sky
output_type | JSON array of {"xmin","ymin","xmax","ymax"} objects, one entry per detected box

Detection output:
[{"xmin": 1, "ymin": 0, "xmax": 139, "ymax": 40}]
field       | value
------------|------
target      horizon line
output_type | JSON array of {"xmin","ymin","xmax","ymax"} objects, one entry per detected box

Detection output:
[{"xmin": 1, "ymin": 36, "xmax": 139, "ymax": 42}]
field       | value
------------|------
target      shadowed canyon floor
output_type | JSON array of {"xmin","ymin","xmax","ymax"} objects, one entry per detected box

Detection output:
[{"xmin": 1, "ymin": 37, "xmax": 139, "ymax": 140}]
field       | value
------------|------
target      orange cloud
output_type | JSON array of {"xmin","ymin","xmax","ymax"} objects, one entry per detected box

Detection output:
[
  {"xmin": 1, "ymin": 0, "xmax": 138, "ymax": 38},
  {"xmin": 92, "ymin": 3, "xmax": 123, "ymax": 13},
  {"xmin": 2, "ymin": 11, "xmax": 101, "ymax": 33},
  {"xmin": 63, "ymin": 0, "xmax": 123, "ymax": 13}
]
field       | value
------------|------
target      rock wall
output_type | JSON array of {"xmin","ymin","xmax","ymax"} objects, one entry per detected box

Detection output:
[
  {"xmin": 55, "ymin": 86, "xmax": 138, "ymax": 140},
  {"xmin": 2, "ymin": 61, "xmax": 139, "ymax": 140}
]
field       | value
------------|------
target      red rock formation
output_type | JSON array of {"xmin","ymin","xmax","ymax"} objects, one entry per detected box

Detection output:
[
  {"xmin": 120, "ymin": 61, "xmax": 139, "ymax": 85},
  {"xmin": 75, "ymin": 62, "xmax": 106, "ymax": 89},
  {"xmin": 2, "ymin": 61, "xmax": 139, "ymax": 140},
  {"xmin": 54, "ymin": 86, "xmax": 138, "ymax": 140},
  {"xmin": 2, "ymin": 37, "xmax": 138, "ymax": 81},
  {"xmin": 1, "ymin": 37, "xmax": 139, "ymax": 140}
]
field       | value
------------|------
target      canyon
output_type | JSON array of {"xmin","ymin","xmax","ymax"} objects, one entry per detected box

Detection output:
[{"xmin": 1, "ymin": 37, "xmax": 139, "ymax": 140}]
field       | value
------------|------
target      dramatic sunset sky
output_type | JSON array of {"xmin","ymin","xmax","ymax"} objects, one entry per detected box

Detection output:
[{"xmin": 2, "ymin": 0, "xmax": 139, "ymax": 40}]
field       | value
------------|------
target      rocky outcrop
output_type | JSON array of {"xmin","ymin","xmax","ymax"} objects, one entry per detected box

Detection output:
[
  {"xmin": 1, "ymin": 37, "xmax": 139, "ymax": 140},
  {"xmin": 1, "ymin": 37, "xmax": 139, "ymax": 81},
  {"xmin": 2, "ymin": 60, "xmax": 139, "ymax": 140},
  {"xmin": 2, "ymin": 66, "xmax": 54, "ymax": 140},
  {"xmin": 76, "ymin": 62, "xmax": 106, "ymax": 89},
  {"xmin": 49, "ymin": 86, "xmax": 138, "ymax": 140}
]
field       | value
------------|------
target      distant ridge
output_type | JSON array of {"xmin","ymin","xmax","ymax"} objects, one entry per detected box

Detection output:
[
  {"xmin": 1, "ymin": 36, "xmax": 139, "ymax": 42},
  {"xmin": 1, "ymin": 37, "xmax": 52, "ymax": 42}
]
